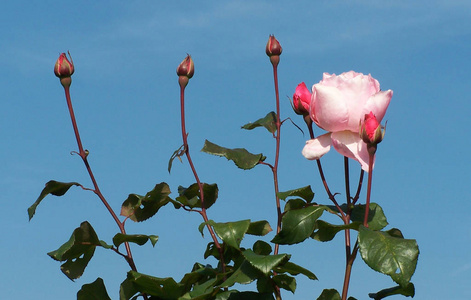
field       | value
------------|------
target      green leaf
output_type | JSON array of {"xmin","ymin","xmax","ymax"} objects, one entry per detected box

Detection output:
[
  {"xmin": 179, "ymin": 263, "xmax": 220, "ymax": 289},
  {"xmin": 28, "ymin": 180, "xmax": 80, "ymax": 220},
  {"xmin": 277, "ymin": 186, "xmax": 314, "ymax": 202},
  {"xmin": 241, "ymin": 111, "xmax": 277, "ymax": 134},
  {"xmin": 120, "ymin": 277, "xmax": 139, "ymax": 300},
  {"xmin": 216, "ymin": 291, "xmax": 275, "ymax": 300},
  {"xmin": 317, "ymin": 289, "xmax": 341, "ymax": 300},
  {"xmin": 176, "ymin": 183, "xmax": 218, "ymax": 210},
  {"xmin": 77, "ymin": 278, "xmax": 111, "ymax": 300},
  {"xmin": 213, "ymin": 220, "xmax": 251, "ymax": 250},
  {"xmin": 126, "ymin": 271, "xmax": 184, "ymax": 299},
  {"xmin": 120, "ymin": 182, "xmax": 172, "ymax": 222},
  {"xmin": 368, "ymin": 283, "xmax": 415, "ymax": 299},
  {"xmin": 358, "ymin": 226, "xmax": 419, "ymax": 287},
  {"xmin": 312, "ymin": 220, "xmax": 360, "ymax": 242},
  {"xmin": 201, "ymin": 140, "xmax": 265, "ymax": 170},
  {"xmin": 253, "ymin": 240, "xmax": 272, "ymax": 255},
  {"xmin": 47, "ymin": 221, "xmax": 101, "ymax": 280},
  {"xmin": 168, "ymin": 144, "xmax": 185, "ymax": 173},
  {"xmin": 113, "ymin": 233, "xmax": 159, "ymax": 248},
  {"xmin": 242, "ymin": 249, "xmax": 290, "ymax": 275},
  {"xmin": 273, "ymin": 274, "xmax": 296, "ymax": 293},
  {"xmin": 272, "ymin": 206, "xmax": 326, "ymax": 245},
  {"xmin": 274, "ymin": 261, "xmax": 318, "ymax": 280},
  {"xmin": 220, "ymin": 260, "xmax": 261, "ymax": 288},
  {"xmin": 351, "ymin": 203, "xmax": 388, "ymax": 231},
  {"xmin": 247, "ymin": 220, "xmax": 272, "ymax": 236},
  {"xmin": 284, "ymin": 199, "xmax": 307, "ymax": 212}
]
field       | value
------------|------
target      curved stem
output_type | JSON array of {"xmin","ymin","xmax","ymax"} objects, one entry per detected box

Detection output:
[
  {"xmin": 179, "ymin": 83, "xmax": 226, "ymax": 275},
  {"xmin": 63, "ymin": 86, "xmax": 138, "ymax": 272}
]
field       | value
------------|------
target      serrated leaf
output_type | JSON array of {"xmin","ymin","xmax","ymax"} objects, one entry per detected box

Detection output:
[
  {"xmin": 317, "ymin": 289, "xmax": 341, "ymax": 300},
  {"xmin": 368, "ymin": 282, "xmax": 415, "ymax": 299},
  {"xmin": 242, "ymin": 249, "xmax": 290, "ymax": 275},
  {"xmin": 358, "ymin": 226, "xmax": 419, "ymax": 287},
  {"xmin": 312, "ymin": 220, "xmax": 360, "ymax": 242},
  {"xmin": 120, "ymin": 182, "xmax": 172, "ymax": 222},
  {"xmin": 241, "ymin": 111, "xmax": 277, "ymax": 134},
  {"xmin": 329, "ymin": 203, "xmax": 388, "ymax": 231},
  {"xmin": 120, "ymin": 277, "xmax": 139, "ymax": 300},
  {"xmin": 247, "ymin": 220, "xmax": 272, "ymax": 236},
  {"xmin": 273, "ymin": 274, "xmax": 296, "ymax": 293},
  {"xmin": 113, "ymin": 233, "xmax": 159, "ymax": 248},
  {"xmin": 284, "ymin": 199, "xmax": 307, "ymax": 212},
  {"xmin": 213, "ymin": 220, "xmax": 251, "ymax": 250},
  {"xmin": 28, "ymin": 180, "xmax": 80, "ymax": 220},
  {"xmin": 277, "ymin": 186, "xmax": 314, "ymax": 202},
  {"xmin": 47, "ymin": 221, "xmax": 101, "ymax": 280},
  {"xmin": 272, "ymin": 206, "xmax": 326, "ymax": 245},
  {"xmin": 177, "ymin": 183, "xmax": 218, "ymax": 210},
  {"xmin": 126, "ymin": 271, "xmax": 184, "ymax": 298},
  {"xmin": 274, "ymin": 261, "xmax": 318, "ymax": 280},
  {"xmin": 77, "ymin": 278, "xmax": 111, "ymax": 300},
  {"xmin": 201, "ymin": 140, "xmax": 265, "ymax": 170},
  {"xmin": 220, "ymin": 260, "xmax": 261, "ymax": 288}
]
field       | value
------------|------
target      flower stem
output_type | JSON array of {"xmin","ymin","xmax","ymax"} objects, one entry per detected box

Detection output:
[
  {"xmin": 179, "ymin": 82, "xmax": 226, "ymax": 275},
  {"xmin": 363, "ymin": 152, "xmax": 375, "ymax": 227},
  {"xmin": 62, "ymin": 86, "xmax": 138, "ymax": 273}
]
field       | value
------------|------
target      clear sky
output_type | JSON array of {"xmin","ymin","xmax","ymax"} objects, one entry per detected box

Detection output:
[{"xmin": 2, "ymin": 1, "xmax": 470, "ymax": 299}]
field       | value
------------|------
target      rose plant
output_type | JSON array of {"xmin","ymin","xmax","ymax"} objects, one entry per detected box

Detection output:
[{"xmin": 29, "ymin": 36, "xmax": 418, "ymax": 300}]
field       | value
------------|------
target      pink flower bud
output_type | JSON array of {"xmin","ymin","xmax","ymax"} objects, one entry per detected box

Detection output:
[
  {"xmin": 266, "ymin": 35, "xmax": 282, "ymax": 57},
  {"xmin": 54, "ymin": 52, "xmax": 74, "ymax": 78},
  {"xmin": 360, "ymin": 112, "xmax": 385, "ymax": 146},
  {"xmin": 293, "ymin": 82, "xmax": 311, "ymax": 116},
  {"xmin": 176, "ymin": 54, "xmax": 194, "ymax": 79}
]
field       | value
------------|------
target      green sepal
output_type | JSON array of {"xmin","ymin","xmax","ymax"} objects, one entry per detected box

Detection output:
[
  {"xmin": 358, "ymin": 226, "xmax": 419, "ymax": 287},
  {"xmin": 241, "ymin": 111, "xmax": 277, "ymax": 134},
  {"xmin": 176, "ymin": 183, "xmax": 218, "ymax": 210},
  {"xmin": 272, "ymin": 206, "xmax": 326, "ymax": 245},
  {"xmin": 368, "ymin": 282, "xmax": 415, "ymax": 299},
  {"xmin": 112, "ymin": 233, "xmax": 159, "ymax": 248},
  {"xmin": 28, "ymin": 180, "xmax": 80, "ymax": 220},
  {"xmin": 47, "ymin": 221, "xmax": 101, "ymax": 280},
  {"xmin": 201, "ymin": 140, "xmax": 265, "ymax": 170},
  {"xmin": 120, "ymin": 182, "xmax": 172, "ymax": 222},
  {"xmin": 77, "ymin": 278, "xmax": 111, "ymax": 300}
]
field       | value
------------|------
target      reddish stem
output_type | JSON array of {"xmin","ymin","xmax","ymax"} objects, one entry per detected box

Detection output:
[
  {"xmin": 178, "ymin": 81, "xmax": 226, "ymax": 275},
  {"xmin": 62, "ymin": 85, "xmax": 138, "ymax": 272},
  {"xmin": 363, "ymin": 152, "xmax": 375, "ymax": 227}
]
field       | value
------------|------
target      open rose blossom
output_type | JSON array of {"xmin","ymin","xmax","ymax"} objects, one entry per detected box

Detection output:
[{"xmin": 302, "ymin": 71, "xmax": 392, "ymax": 172}]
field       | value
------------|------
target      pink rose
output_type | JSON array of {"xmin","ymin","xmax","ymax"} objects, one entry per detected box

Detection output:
[
  {"xmin": 302, "ymin": 71, "xmax": 392, "ymax": 172},
  {"xmin": 293, "ymin": 82, "xmax": 311, "ymax": 116}
]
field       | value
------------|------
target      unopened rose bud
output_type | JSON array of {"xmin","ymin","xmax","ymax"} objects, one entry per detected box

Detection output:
[
  {"xmin": 176, "ymin": 54, "xmax": 194, "ymax": 88},
  {"xmin": 54, "ymin": 52, "xmax": 74, "ymax": 87},
  {"xmin": 54, "ymin": 52, "xmax": 74, "ymax": 78},
  {"xmin": 360, "ymin": 112, "xmax": 385, "ymax": 147},
  {"xmin": 266, "ymin": 35, "xmax": 282, "ymax": 57},
  {"xmin": 293, "ymin": 82, "xmax": 311, "ymax": 116},
  {"xmin": 177, "ymin": 54, "xmax": 194, "ymax": 79}
]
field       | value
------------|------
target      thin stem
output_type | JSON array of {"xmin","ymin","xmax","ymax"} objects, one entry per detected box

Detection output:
[
  {"xmin": 270, "ymin": 61, "xmax": 283, "ymax": 256},
  {"xmin": 179, "ymin": 83, "xmax": 226, "ymax": 275},
  {"xmin": 341, "ymin": 242, "xmax": 359, "ymax": 300},
  {"xmin": 363, "ymin": 152, "xmax": 375, "ymax": 227},
  {"xmin": 352, "ymin": 170, "xmax": 365, "ymax": 205},
  {"xmin": 62, "ymin": 85, "xmax": 139, "ymax": 272}
]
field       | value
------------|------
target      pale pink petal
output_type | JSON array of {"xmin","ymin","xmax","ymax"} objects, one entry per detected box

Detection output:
[
  {"xmin": 311, "ymin": 84, "xmax": 349, "ymax": 132},
  {"xmin": 331, "ymin": 131, "xmax": 375, "ymax": 172},
  {"xmin": 302, "ymin": 133, "xmax": 332, "ymax": 160},
  {"xmin": 363, "ymin": 90, "xmax": 393, "ymax": 123}
]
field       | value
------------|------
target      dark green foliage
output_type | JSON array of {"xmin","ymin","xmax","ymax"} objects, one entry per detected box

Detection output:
[{"xmin": 201, "ymin": 140, "xmax": 265, "ymax": 170}]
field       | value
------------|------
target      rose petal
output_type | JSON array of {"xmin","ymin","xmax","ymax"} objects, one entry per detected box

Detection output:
[
  {"xmin": 311, "ymin": 84, "xmax": 349, "ymax": 132},
  {"xmin": 302, "ymin": 133, "xmax": 332, "ymax": 160},
  {"xmin": 363, "ymin": 89, "xmax": 393, "ymax": 123},
  {"xmin": 331, "ymin": 131, "xmax": 374, "ymax": 172}
]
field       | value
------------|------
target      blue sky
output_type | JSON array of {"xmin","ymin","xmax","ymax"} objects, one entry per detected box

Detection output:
[{"xmin": 2, "ymin": 1, "xmax": 471, "ymax": 299}]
